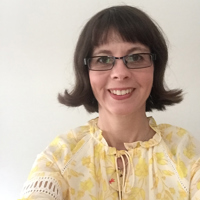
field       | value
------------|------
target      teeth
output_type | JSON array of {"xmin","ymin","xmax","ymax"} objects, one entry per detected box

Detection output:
[{"xmin": 110, "ymin": 89, "xmax": 132, "ymax": 96}]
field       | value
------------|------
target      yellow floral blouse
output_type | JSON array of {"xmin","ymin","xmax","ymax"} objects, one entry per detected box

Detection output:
[{"xmin": 19, "ymin": 117, "xmax": 200, "ymax": 200}]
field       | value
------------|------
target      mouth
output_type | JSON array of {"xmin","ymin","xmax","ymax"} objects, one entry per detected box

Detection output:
[{"xmin": 109, "ymin": 89, "xmax": 133, "ymax": 96}]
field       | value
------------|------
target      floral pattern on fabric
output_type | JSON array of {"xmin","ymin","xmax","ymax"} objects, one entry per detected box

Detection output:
[{"xmin": 19, "ymin": 117, "xmax": 200, "ymax": 200}]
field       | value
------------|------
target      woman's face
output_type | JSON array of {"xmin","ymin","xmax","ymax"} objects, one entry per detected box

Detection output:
[{"xmin": 89, "ymin": 33, "xmax": 154, "ymax": 117}]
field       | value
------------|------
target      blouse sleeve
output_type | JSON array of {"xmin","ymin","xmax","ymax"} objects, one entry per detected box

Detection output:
[
  {"xmin": 190, "ymin": 159, "xmax": 200, "ymax": 199},
  {"xmin": 19, "ymin": 135, "xmax": 71, "ymax": 200}
]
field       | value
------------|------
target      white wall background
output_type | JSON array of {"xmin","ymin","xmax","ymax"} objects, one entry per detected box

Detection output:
[{"xmin": 0, "ymin": 0, "xmax": 200, "ymax": 199}]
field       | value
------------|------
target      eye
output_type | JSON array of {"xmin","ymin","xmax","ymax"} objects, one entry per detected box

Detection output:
[
  {"xmin": 126, "ymin": 54, "xmax": 143, "ymax": 62},
  {"xmin": 97, "ymin": 56, "xmax": 113, "ymax": 64}
]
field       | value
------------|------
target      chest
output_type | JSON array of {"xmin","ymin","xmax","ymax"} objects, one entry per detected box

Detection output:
[{"xmin": 62, "ymin": 146, "xmax": 189, "ymax": 200}]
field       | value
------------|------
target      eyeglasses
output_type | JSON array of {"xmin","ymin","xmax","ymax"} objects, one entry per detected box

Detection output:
[{"xmin": 84, "ymin": 53, "xmax": 156, "ymax": 71}]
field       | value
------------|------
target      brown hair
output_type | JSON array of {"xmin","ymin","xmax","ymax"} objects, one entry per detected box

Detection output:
[{"xmin": 58, "ymin": 5, "xmax": 183, "ymax": 113}]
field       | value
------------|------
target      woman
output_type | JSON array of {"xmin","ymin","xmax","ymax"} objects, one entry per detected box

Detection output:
[{"xmin": 20, "ymin": 5, "xmax": 200, "ymax": 200}]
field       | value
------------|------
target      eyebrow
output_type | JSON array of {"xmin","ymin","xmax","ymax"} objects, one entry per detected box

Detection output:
[{"xmin": 93, "ymin": 46, "xmax": 150, "ymax": 56}]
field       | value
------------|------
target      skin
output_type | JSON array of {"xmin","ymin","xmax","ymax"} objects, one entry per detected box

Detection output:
[{"xmin": 89, "ymin": 32, "xmax": 155, "ymax": 151}]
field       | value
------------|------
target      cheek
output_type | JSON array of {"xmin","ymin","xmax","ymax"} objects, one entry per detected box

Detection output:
[
  {"xmin": 144, "ymin": 67, "xmax": 154, "ymax": 86},
  {"xmin": 89, "ymin": 71, "xmax": 108, "ymax": 91},
  {"xmin": 135, "ymin": 68, "xmax": 154, "ymax": 88},
  {"xmin": 89, "ymin": 72, "xmax": 102, "ymax": 96}
]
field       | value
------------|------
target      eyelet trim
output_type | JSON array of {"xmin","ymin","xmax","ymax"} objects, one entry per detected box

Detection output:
[
  {"xmin": 162, "ymin": 145, "xmax": 189, "ymax": 194},
  {"xmin": 20, "ymin": 176, "xmax": 62, "ymax": 200}
]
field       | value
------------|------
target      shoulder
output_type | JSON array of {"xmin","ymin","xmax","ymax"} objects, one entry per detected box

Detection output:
[
  {"xmin": 27, "ymin": 117, "xmax": 99, "ymax": 179},
  {"xmin": 52, "ymin": 117, "xmax": 98, "ymax": 147},
  {"xmin": 42, "ymin": 118, "xmax": 99, "ymax": 165},
  {"xmin": 158, "ymin": 122, "xmax": 190, "ymax": 144},
  {"xmin": 47, "ymin": 118, "xmax": 98, "ymax": 157},
  {"xmin": 50, "ymin": 124, "xmax": 91, "ymax": 150},
  {"xmin": 157, "ymin": 122, "xmax": 200, "ymax": 162}
]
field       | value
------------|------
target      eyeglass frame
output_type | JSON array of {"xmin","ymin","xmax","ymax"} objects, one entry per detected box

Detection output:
[{"xmin": 84, "ymin": 53, "xmax": 156, "ymax": 71}]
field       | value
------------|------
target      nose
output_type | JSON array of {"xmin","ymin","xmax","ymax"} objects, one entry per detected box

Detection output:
[{"xmin": 110, "ymin": 58, "xmax": 131, "ymax": 80}]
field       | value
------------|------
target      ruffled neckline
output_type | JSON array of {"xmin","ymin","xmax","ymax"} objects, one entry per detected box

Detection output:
[{"xmin": 88, "ymin": 116, "xmax": 162, "ymax": 152}]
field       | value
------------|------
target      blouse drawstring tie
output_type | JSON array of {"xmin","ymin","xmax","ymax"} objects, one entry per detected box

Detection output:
[{"xmin": 115, "ymin": 151, "xmax": 133, "ymax": 200}]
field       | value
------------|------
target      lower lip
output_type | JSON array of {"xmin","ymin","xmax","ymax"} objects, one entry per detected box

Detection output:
[{"xmin": 109, "ymin": 90, "xmax": 134, "ymax": 100}]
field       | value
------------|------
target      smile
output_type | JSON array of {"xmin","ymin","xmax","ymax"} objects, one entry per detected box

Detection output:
[{"xmin": 110, "ymin": 89, "xmax": 133, "ymax": 96}]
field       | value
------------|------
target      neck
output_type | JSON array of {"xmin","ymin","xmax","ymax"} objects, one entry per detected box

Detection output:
[{"xmin": 98, "ymin": 110, "xmax": 153, "ymax": 150}]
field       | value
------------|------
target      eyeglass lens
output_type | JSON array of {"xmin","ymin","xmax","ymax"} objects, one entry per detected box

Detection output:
[{"xmin": 88, "ymin": 53, "xmax": 154, "ymax": 71}]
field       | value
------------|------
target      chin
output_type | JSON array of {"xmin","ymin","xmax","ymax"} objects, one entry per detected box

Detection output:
[
  {"xmin": 108, "ymin": 107, "xmax": 136, "ymax": 116},
  {"xmin": 106, "ymin": 102, "xmax": 146, "ymax": 116}
]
